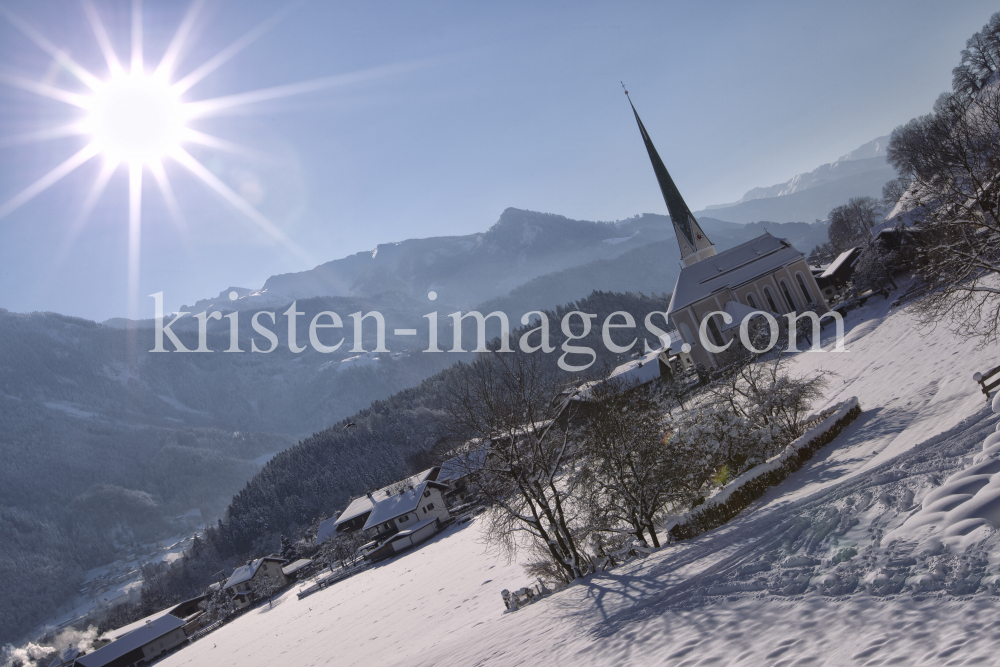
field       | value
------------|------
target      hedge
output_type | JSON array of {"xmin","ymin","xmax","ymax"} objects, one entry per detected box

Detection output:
[{"xmin": 668, "ymin": 397, "xmax": 862, "ymax": 542}]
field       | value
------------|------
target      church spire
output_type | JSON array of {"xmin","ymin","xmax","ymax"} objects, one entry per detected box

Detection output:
[{"xmin": 624, "ymin": 86, "xmax": 716, "ymax": 266}]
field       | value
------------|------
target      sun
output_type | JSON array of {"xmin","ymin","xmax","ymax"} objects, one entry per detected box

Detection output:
[
  {"xmin": 0, "ymin": 1, "xmax": 410, "ymax": 320},
  {"xmin": 85, "ymin": 72, "xmax": 186, "ymax": 165}
]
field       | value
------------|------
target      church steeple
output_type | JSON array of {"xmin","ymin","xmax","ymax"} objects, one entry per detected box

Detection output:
[{"xmin": 625, "ymin": 88, "xmax": 716, "ymax": 266}]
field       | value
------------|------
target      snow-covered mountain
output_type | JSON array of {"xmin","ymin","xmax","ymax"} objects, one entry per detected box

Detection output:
[
  {"xmin": 177, "ymin": 212, "xmax": 831, "ymax": 321},
  {"xmin": 252, "ymin": 209, "xmax": 673, "ymax": 309},
  {"xmin": 699, "ymin": 135, "xmax": 897, "ymax": 223},
  {"xmin": 171, "ymin": 136, "xmax": 893, "ymax": 317}
]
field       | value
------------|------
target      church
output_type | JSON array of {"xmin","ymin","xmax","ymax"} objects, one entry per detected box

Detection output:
[{"xmin": 627, "ymin": 95, "xmax": 828, "ymax": 370}]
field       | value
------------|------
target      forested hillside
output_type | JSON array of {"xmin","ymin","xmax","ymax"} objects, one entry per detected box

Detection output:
[{"xmin": 0, "ymin": 298, "xmax": 455, "ymax": 645}]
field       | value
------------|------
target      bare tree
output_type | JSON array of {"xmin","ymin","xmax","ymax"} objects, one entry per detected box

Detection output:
[
  {"xmin": 882, "ymin": 176, "xmax": 911, "ymax": 210},
  {"xmin": 850, "ymin": 240, "xmax": 899, "ymax": 299},
  {"xmin": 578, "ymin": 380, "xmax": 686, "ymax": 548},
  {"xmin": 254, "ymin": 574, "xmax": 286, "ymax": 608},
  {"xmin": 316, "ymin": 530, "xmax": 370, "ymax": 568},
  {"xmin": 951, "ymin": 12, "xmax": 1000, "ymax": 104},
  {"xmin": 809, "ymin": 242, "xmax": 839, "ymax": 265},
  {"xmin": 444, "ymin": 352, "xmax": 592, "ymax": 581},
  {"xmin": 887, "ymin": 78, "xmax": 1000, "ymax": 341},
  {"xmin": 827, "ymin": 196, "xmax": 885, "ymax": 253}
]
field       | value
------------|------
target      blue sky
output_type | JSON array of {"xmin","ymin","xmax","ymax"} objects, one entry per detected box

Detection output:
[{"xmin": 0, "ymin": 0, "xmax": 995, "ymax": 321}]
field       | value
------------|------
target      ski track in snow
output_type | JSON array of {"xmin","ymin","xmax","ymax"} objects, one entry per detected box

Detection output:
[{"xmin": 159, "ymin": 292, "xmax": 1000, "ymax": 667}]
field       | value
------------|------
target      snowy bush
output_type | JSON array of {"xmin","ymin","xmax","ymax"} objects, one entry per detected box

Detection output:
[
  {"xmin": 670, "ymin": 398, "xmax": 861, "ymax": 541},
  {"xmin": 688, "ymin": 354, "xmax": 829, "ymax": 484}
]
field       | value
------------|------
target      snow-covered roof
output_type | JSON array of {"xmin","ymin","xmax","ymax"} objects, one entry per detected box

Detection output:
[
  {"xmin": 393, "ymin": 517, "xmax": 438, "ymax": 538},
  {"xmin": 100, "ymin": 608, "xmax": 174, "ymax": 642},
  {"xmin": 333, "ymin": 496, "xmax": 376, "ymax": 527},
  {"xmin": 820, "ymin": 248, "xmax": 860, "ymax": 278},
  {"xmin": 606, "ymin": 347, "xmax": 663, "ymax": 386},
  {"xmin": 76, "ymin": 615, "xmax": 185, "ymax": 667},
  {"xmin": 668, "ymin": 234, "xmax": 805, "ymax": 313},
  {"xmin": 281, "ymin": 559, "xmax": 313, "ymax": 576},
  {"xmin": 871, "ymin": 209, "xmax": 921, "ymax": 239},
  {"xmin": 48, "ymin": 647, "xmax": 80, "ymax": 667},
  {"xmin": 362, "ymin": 481, "xmax": 447, "ymax": 530},
  {"xmin": 224, "ymin": 557, "xmax": 285, "ymax": 590},
  {"xmin": 333, "ymin": 468, "xmax": 439, "ymax": 530},
  {"xmin": 575, "ymin": 335, "xmax": 686, "ymax": 401},
  {"xmin": 437, "ymin": 448, "xmax": 488, "ymax": 484}
]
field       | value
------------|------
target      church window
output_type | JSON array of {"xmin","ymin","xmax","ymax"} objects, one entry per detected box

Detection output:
[
  {"xmin": 706, "ymin": 315, "xmax": 725, "ymax": 348},
  {"xmin": 780, "ymin": 281, "xmax": 796, "ymax": 312},
  {"xmin": 797, "ymin": 273, "xmax": 813, "ymax": 305},
  {"xmin": 746, "ymin": 294, "xmax": 757, "ymax": 309},
  {"xmin": 679, "ymin": 322, "xmax": 695, "ymax": 347},
  {"xmin": 763, "ymin": 287, "xmax": 778, "ymax": 313}
]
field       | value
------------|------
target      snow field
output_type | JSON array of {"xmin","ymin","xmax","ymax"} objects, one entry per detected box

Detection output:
[
  {"xmin": 160, "ymin": 292, "xmax": 1000, "ymax": 666},
  {"xmin": 158, "ymin": 521, "xmax": 534, "ymax": 667}
]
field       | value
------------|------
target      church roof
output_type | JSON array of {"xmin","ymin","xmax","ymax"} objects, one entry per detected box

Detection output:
[{"xmin": 668, "ymin": 233, "xmax": 804, "ymax": 313}]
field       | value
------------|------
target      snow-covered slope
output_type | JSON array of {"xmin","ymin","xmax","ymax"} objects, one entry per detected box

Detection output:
[{"xmin": 158, "ymin": 289, "xmax": 1000, "ymax": 666}]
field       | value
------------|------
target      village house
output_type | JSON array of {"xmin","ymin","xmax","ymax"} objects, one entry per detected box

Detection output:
[
  {"xmin": 280, "ymin": 558, "xmax": 314, "ymax": 582},
  {"xmin": 315, "ymin": 467, "xmax": 441, "ymax": 543},
  {"xmin": 437, "ymin": 448, "xmax": 488, "ymax": 503},
  {"xmin": 361, "ymin": 479, "xmax": 451, "ymax": 561},
  {"xmin": 96, "ymin": 595, "xmax": 208, "ymax": 648},
  {"xmin": 626, "ymin": 95, "xmax": 828, "ymax": 370},
  {"xmin": 75, "ymin": 615, "xmax": 188, "ymax": 667},
  {"xmin": 223, "ymin": 556, "xmax": 288, "ymax": 609},
  {"xmin": 812, "ymin": 247, "xmax": 862, "ymax": 303},
  {"xmin": 604, "ymin": 331, "xmax": 693, "ymax": 387}
]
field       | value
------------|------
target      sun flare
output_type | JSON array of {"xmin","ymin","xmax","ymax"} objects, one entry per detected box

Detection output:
[
  {"xmin": 0, "ymin": 0, "xmax": 408, "ymax": 319},
  {"xmin": 85, "ymin": 73, "xmax": 186, "ymax": 165}
]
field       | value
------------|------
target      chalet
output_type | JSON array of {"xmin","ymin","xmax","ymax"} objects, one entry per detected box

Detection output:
[
  {"xmin": 96, "ymin": 595, "xmax": 208, "ymax": 646},
  {"xmin": 812, "ymin": 247, "xmax": 862, "ymax": 303},
  {"xmin": 76, "ymin": 615, "xmax": 187, "ymax": 667},
  {"xmin": 280, "ymin": 558, "xmax": 314, "ymax": 581},
  {"xmin": 437, "ymin": 448, "xmax": 488, "ymax": 502},
  {"xmin": 361, "ymin": 480, "xmax": 451, "ymax": 561},
  {"xmin": 626, "ymin": 95, "xmax": 828, "ymax": 370},
  {"xmin": 316, "ymin": 467, "xmax": 441, "ymax": 542},
  {"xmin": 605, "ymin": 332, "xmax": 693, "ymax": 387},
  {"xmin": 223, "ymin": 556, "xmax": 288, "ymax": 609}
]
